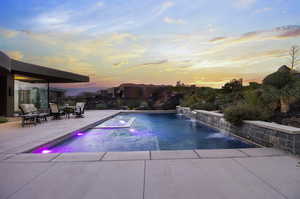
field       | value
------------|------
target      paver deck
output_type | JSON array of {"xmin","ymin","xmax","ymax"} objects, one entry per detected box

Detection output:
[{"xmin": 0, "ymin": 110, "xmax": 299, "ymax": 199}]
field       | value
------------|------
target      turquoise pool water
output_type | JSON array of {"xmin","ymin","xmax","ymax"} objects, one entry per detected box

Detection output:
[{"xmin": 32, "ymin": 113, "xmax": 256, "ymax": 153}]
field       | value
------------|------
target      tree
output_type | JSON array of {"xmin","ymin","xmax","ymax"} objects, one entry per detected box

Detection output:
[
  {"xmin": 247, "ymin": 82, "xmax": 261, "ymax": 90},
  {"xmin": 221, "ymin": 78, "xmax": 243, "ymax": 93},
  {"xmin": 263, "ymin": 66, "xmax": 292, "ymax": 89},
  {"xmin": 263, "ymin": 66, "xmax": 300, "ymax": 113},
  {"xmin": 289, "ymin": 45, "xmax": 300, "ymax": 70}
]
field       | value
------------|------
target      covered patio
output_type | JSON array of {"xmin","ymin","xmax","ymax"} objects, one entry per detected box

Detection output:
[{"xmin": 0, "ymin": 51, "xmax": 89, "ymax": 117}]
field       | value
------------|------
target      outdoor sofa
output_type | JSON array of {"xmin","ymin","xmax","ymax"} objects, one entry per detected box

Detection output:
[{"xmin": 19, "ymin": 104, "xmax": 49, "ymax": 127}]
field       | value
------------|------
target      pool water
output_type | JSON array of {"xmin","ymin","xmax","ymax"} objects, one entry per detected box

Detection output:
[{"xmin": 32, "ymin": 113, "xmax": 256, "ymax": 153}]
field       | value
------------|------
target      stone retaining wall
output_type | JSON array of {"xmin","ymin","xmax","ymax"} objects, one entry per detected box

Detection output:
[{"xmin": 176, "ymin": 106, "xmax": 300, "ymax": 154}]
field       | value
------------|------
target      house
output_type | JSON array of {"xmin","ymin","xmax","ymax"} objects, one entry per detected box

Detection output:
[
  {"xmin": 116, "ymin": 83, "xmax": 168, "ymax": 99},
  {"xmin": 0, "ymin": 51, "xmax": 89, "ymax": 116}
]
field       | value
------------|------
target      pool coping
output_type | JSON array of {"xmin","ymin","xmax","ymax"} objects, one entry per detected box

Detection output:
[
  {"xmin": 2, "ymin": 148, "xmax": 296, "ymax": 163},
  {"xmin": 23, "ymin": 110, "xmax": 260, "ymax": 154}
]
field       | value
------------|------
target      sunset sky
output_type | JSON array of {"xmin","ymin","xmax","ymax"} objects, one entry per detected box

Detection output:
[{"xmin": 1, "ymin": 0, "xmax": 300, "ymax": 89}]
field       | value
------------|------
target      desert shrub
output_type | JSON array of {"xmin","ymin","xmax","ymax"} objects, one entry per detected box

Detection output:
[
  {"xmin": 243, "ymin": 90, "xmax": 262, "ymax": 106},
  {"xmin": 180, "ymin": 88, "xmax": 217, "ymax": 109},
  {"xmin": 224, "ymin": 103, "xmax": 272, "ymax": 126},
  {"xmin": 96, "ymin": 103, "xmax": 108, "ymax": 110},
  {"xmin": 247, "ymin": 82, "xmax": 261, "ymax": 90},
  {"xmin": 180, "ymin": 94, "xmax": 200, "ymax": 107},
  {"xmin": 0, "ymin": 117, "xmax": 8, "ymax": 123},
  {"xmin": 124, "ymin": 100, "xmax": 141, "ymax": 109},
  {"xmin": 140, "ymin": 101, "xmax": 149, "ymax": 107},
  {"xmin": 191, "ymin": 102, "xmax": 218, "ymax": 111},
  {"xmin": 221, "ymin": 78, "xmax": 243, "ymax": 93},
  {"xmin": 216, "ymin": 92, "xmax": 244, "ymax": 112},
  {"xmin": 136, "ymin": 101, "xmax": 150, "ymax": 110}
]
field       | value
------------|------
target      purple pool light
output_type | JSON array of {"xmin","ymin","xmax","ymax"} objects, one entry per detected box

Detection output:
[
  {"xmin": 76, "ymin": 132, "xmax": 84, "ymax": 136},
  {"xmin": 41, "ymin": 149, "xmax": 51, "ymax": 154},
  {"xmin": 129, "ymin": 128, "xmax": 136, "ymax": 133}
]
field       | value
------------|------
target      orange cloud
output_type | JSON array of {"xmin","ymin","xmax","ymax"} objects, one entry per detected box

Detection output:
[
  {"xmin": 6, "ymin": 51, "xmax": 24, "ymax": 60},
  {"xmin": 0, "ymin": 29, "xmax": 18, "ymax": 38},
  {"xmin": 277, "ymin": 28, "xmax": 300, "ymax": 38},
  {"xmin": 209, "ymin": 25, "xmax": 300, "ymax": 46},
  {"xmin": 209, "ymin": 37, "xmax": 227, "ymax": 43}
]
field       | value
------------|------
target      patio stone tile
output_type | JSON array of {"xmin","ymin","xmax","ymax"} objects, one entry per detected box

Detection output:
[
  {"xmin": 2, "ymin": 140, "xmax": 48, "ymax": 154},
  {"xmin": 102, "ymin": 151, "xmax": 150, "ymax": 161},
  {"xmin": 235, "ymin": 156, "xmax": 300, "ymax": 199},
  {"xmin": 144, "ymin": 159, "xmax": 285, "ymax": 199},
  {"xmin": 151, "ymin": 150, "xmax": 198, "ymax": 160},
  {"xmin": 9, "ymin": 161, "xmax": 144, "ymax": 199},
  {"xmin": 0, "ymin": 162, "xmax": 53, "ymax": 199},
  {"xmin": 52, "ymin": 152, "xmax": 105, "ymax": 162},
  {"xmin": 238, "ymin": 148, "xmax": 287, "ymax": 157},
  {"xmin": 195, "ymin": 149, "xmax": 247, "ymax": 158},
  {"xmin": 5, "ymin": 153, "xmax": 60, "ymax": 162},
  {"xmin": 0, "ymin": 111, "xmax": 120, "ymax": 154}
]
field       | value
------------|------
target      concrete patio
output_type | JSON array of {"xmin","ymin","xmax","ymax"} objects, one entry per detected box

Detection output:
[{"xmin": 0, "ymin": 110, "xmax": 299, "ymax": 199}]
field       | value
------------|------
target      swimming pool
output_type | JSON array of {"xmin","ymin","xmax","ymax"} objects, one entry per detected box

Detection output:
[{"xmin": 32, "ymin": 113, "xmax": 256, "ymax": 153}]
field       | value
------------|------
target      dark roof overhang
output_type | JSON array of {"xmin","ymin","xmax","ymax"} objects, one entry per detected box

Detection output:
[
  {"xmin": 0, "ymin": 50, "xmax": 89, "ymax": 83},
  {"xmin": 0, "ymin": 51, "xmax": 11, "ymax": 72},
  {"xmin": 11, "ymin": 60, "xmax": 89, "ymax": 83}
]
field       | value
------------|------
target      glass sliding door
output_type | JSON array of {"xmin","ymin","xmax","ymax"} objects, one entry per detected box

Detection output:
[{"xmin": 14, "ymin": 74, "xmax": 48, "ymax": 112}]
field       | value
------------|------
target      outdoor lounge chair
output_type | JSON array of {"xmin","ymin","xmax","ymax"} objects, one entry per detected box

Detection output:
[
  {"xmin": 74, "ymin": 102, "xmax": 86, "ymax": 118},
  {"xmin": 49, "ymin": 103, "xmax": 65, "ymax": 119},
  {"xmin": 19, "ymin": 104, "xmax": 49, "ymax": 127}
]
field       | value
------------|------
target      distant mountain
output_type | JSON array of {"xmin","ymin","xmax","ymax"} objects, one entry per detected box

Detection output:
[{"xmin": 64, "ymin": 87, "xmax": 104, "ymax": 96}]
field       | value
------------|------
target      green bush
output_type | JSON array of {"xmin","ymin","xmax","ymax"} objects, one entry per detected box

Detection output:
[
  {"xmin": 224, "ymin": 104, "xmax": 272, "ymax": 126},
  {"xmin": 96, "ymin": 103, "xmax": 108, "ymax": 110},
  {"xmin": 191, "ymin": 102, "xmax": 218, "ymax": 111},
  {"xmin": 0, "ymin": 117, "xmax": 8, "ymax": 123},
  {"xmin": 221, "ymin": 78, "xmax": 243, "ymax": 93},
  {"xmin": 124, "ymin": 100, "xmax": 141, "ymax": 109}
]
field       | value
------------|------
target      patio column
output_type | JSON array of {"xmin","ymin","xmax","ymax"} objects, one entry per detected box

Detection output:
[{"xmin": 0, "ymin": 73, "xmax": 14, "ymax": 116}]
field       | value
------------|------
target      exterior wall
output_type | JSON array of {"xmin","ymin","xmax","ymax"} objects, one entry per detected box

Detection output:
[
  {"xmin": 0, "ymin": 73, "xmax": 14, "ymax": 116},
  {"xmin": 6, "ymin": 74, "xmax": 14, "ymax": 116},
  {"xmin": 177, "ymin": 106, "xmax": 300, "ymax": 154}
]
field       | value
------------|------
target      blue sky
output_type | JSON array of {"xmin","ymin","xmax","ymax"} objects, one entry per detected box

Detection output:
[{"xmin": 0, "ymin": 0, "xmax": 300, "ymax": 88}]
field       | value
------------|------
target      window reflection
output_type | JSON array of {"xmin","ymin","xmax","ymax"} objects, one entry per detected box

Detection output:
[{"xmin": 14, "ymin": 74, "xmax": 48, "ymax": 112}]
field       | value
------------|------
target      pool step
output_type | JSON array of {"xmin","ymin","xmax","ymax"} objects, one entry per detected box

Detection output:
[{"xmin": 93, "ymin": 117, "xmax": 136, "ymax": 129}]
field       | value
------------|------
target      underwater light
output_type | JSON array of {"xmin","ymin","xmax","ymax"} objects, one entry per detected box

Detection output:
[
  {"xmin": 76, "ymin": 133, "xmax": 84, "ymax": 136},
  {"xmin": 129, "ymin": 128, "xmax": 136, "ymax": 133},
  {"xmin": 41, "ymin": 150, "xmax": 51, "ymax": 154},
  {"xmin": 119, "ymin": 120, "xmax": 126, "ymax": 124}
]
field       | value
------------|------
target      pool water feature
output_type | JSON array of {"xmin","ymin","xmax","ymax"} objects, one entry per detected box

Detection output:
[
  {"xmin": 95, "ymin": 115, "xmax": 136, "ymax": 129},
  {"xmin": 32, "ymin": 113, "xmax": 257, "ymax": 153}
]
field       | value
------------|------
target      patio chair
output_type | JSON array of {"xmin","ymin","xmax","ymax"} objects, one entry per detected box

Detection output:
[
  {"xmin": 29, "ymin": 104, "xmax": 49, "ymax": 122},
  {"xmin": 49, "ymin": 103, "xmax": 65, "ymax": 119},
  {"xmin": 74, "ymin": 102, "xmax": 86, "ymax": 118},
  {"xmin": 19, "ymin": 104, "xmax": 49, "ymax": 126}
]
